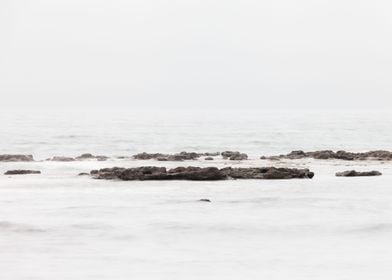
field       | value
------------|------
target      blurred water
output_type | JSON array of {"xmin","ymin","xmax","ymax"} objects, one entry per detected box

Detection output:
[{"xmin": 1, "ymin": 111, "xmax": 392, "ymax": 279}]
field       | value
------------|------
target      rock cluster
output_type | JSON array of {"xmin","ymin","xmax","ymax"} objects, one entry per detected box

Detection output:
[
  {"xmin": 133, "ymin": 152, "xmax": 219, "ymax": 161},
  {"xmin": 90, "ymin": 166, "xmax": 314, "ymax": 181},
  {"xmin": 263, "ymin": 150, "xmax": 392, "ymax": 161},
  {"xmin": 0, "ymin": 154, "xmax": 34, "ymax": 162},
  {"xmin": 336, "ymin": 170, "xmax": 382, "ymax": 177},
  {"xmin": 4, "ymin": 170, "xmax": 41, "ymax": 175}
]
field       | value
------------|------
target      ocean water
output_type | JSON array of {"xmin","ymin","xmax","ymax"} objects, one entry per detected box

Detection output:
[{"xmin": 1, "ymin": 111, "xmax": 392, "ymax": 279}]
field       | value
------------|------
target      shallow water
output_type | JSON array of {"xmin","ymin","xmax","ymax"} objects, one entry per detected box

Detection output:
[{"xmin": 1, "ymin": 111, "xmax": 392, "ymax": 279}]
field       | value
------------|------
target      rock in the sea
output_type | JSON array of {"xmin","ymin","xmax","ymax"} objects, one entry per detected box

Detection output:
[
  {"xmin": 133, "ymin": 151, "xmax": 211, "ymax": 161},
  {"xmin": 4, "ymin": 170, "xmax": 41, "ymax": 175},
  {"xmin": 91, "ymin": 166, "xmax": 314, "ymax": 181},
  {"xmin": 48, "ymin": 156, "xmax": 75, "ymax": 162},
  {"xmin": 205, "ymin": 157, "xmax": 214, "ymax": 160},
  {"xmin": 199, "ymin": 199, "xmax": 211, "ymax": 202},
  {"xmin": 221, "ymin": 151, "xmax": 248, "ymax": 160},
  {"xmin": 0, "ymin": 154, "xmax": 34, "ymax": 162},
  {"xmin": 78, "ymin": 172, "xmax": 90, "ymax": 176},
  {"xmin": 221, "ymin": 167, "xmax": 314, "ymax": 179},
  {"xmin": 336, "ymin": 170, "xmax": 382, "ymax": 177},
  {"xmin": 262, "ymin": 150, "xmax": 392, "ymax": 161},
  {"xmin": 75, "ymin": 154, "xmax": 109, "ymax": 161}
]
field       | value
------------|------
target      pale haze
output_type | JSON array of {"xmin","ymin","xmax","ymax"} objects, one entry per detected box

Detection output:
[{"xmin": 1, "ymin": 0, "xmax": 392, "ymax": 112}]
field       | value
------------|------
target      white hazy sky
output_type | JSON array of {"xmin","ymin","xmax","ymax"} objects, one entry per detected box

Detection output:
[{"xmin": 1, "ymin": 0, "xmax": 391, "ymax": 112}]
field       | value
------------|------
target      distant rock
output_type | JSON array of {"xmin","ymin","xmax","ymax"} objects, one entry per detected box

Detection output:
[
  {"xmin": 262, "ymin": 150, "xmax": 392, "ymax": 161},
  {"xmin": 133, "ymin": 151, "xmax": 217, "ymax": 161},
  {"xmin": 336, "ymin": 170, "xmax": 382, "ymax": 177},
  {"xmin": 221, "ymin": 151, "xmax": 248, "ymax": 160},
  {"xmin": 0, "ymin": 155, "xmax": 34, "ymax": 162},
  {"xmin": 75, "ymin": 154, "xmax": 109, "ymax": 161},
  {"xmin": 205, "ymin": 157, "xmax": 214, "ymax": 160},
  {"xmin": 4, "ymin": 170, "xmax": 41, "ymax": 175},
  {"xmin": 48, "ymin": 156, "xmax": 75, "ymax": 162},
  {"xmin": 199, "ymin": 199, "xmax": 211, "ymax": 202},
  {"xmin": 78, "ymin": 172, "xmax": 90, "ymax": 176},
  {"xmin": 91, "ymin": 166, "xmax": 314, "ymax": 181}
]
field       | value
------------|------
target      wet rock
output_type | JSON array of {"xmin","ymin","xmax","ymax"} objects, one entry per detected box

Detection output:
[
  {"xmin": 221, "ymin": 151, "xmax": 248, "ymax": 160},
  {"xmin": 78, "ymin": 172, "xmax": 90, "ymax": 176},
  {"xmin": 336, "ymin": 170, "xmax": 382, "ymax": 177},
  {"xmin": 221, "ymin": 167, "xmax": 314, "ymax": 179},
  {"xmin": 199, "ymin": 199, "xmax": 211, "ymax": 202},
  {"xmin": 262, "ymin": 150, "xmax": 392, "ymax": 161},
  {"xmin": 91, "ymin": 166, "xmax": 314, "ymax": 181},
  {"xmin": 4, "ymin": 170, "xmax": 41, "ymax": 175},
  {"xmin": 133, "ymin": 152, "xmax": 209, "ymax": 161},
  {"xmin": 0, "ymin": 155, "xmax": 34, "ymax": 162},
  {"xmin": 205, "ymin": 157, "xmax": 214, "ymax": 160}
]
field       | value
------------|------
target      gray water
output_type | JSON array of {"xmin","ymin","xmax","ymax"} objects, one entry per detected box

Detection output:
[{"xmin": 1, "ymin": 111, "xmax": 392, "ymax": 279}]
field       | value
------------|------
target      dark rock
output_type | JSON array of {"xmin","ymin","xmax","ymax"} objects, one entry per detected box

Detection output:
[
  {"xmin": 0, "ymin": 155, "xmax": 34, "ymax": 162},
  {"xmin": 336, "ymin": 170, "xmax": 382, "ymax": 177},
  {"xmin": 133, "ymin": 151, "xmax": 208, "ymax": 161},
  {"xmin": 221, "ymin": 167, "xmax": 314, "ymax": 179},
  {"xmin": 91, "ymin": 166, "xmax": 314, "ymax": 181},
  {"xmin": 221, "ymin": 151, "xmax": 248, "ymax": 160},
  {"xmin": 78, "ymin": 173, "xmax": 90, "ymax": 176},
  {"xmin": 199, "ymin": 199, "xmax": 211, "ymax": 202},
  {"xmin": 4, "ymin": 170, "xmax": 41, "ymax": 175},
  {"xmin": 262, "ymin": 150, "xmax": 392, "ymax": 161},
  {"xmin": 205, "ymin": 157, "xmax": 214, "ymax": 160}
]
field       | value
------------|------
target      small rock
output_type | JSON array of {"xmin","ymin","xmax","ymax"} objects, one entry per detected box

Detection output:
[
  {"xmin": 205, "ymin": 157, "xmax": 214, "ymax": 160},
  {"xmin": 199, "ymin": 199, "xmax": 211, "ymax": 202},
  {"xmin": 78, "ymin": 173, "xmax": 90, "ymax": 176},
  {"xmin": 336, "ymin": 170, "xmax": 382, "ymax": 177}
]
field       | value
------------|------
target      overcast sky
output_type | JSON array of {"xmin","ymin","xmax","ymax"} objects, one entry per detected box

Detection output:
[{"xmin": 1, "ymin": 0, "xmax": 391, "ymax": 112}]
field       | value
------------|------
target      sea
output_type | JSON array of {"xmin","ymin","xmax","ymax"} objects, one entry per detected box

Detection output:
[{"xmin": 1, "ymin": 110, "xmax": 392, "ymax": 279}]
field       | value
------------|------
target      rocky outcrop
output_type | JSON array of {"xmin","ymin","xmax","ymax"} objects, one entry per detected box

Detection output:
[
  {"xmin": 263, "ymin": 150, "xmax": 392, "ymax": 161},
  {"xmin": 90, "ymin": 166, "xmax": 314, "ymax": 181},
  {"xmin": 221, "ymin": 151, "xmax": 248, "ymax": 160},
  {"xmin": 0, "ymin": 155, "xmax": 34, "ymax": 162},
  {"xmin": 133, "ymin": 152, "xmax": 219, "ymax": 161},
  {"xmin": 221, "ymin": 167, "xmax": 314, "ymax": 179},
  {"xmin": 336, "ymin": 170, "xmax": 382, "ymax": 177},
  {"xmin": 4, "ymin": 170, "xmax": 41, "ymax": 175}
]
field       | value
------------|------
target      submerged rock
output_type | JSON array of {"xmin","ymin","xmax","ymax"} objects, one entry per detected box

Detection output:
[
  {"xmin": 0, "ymin": 155, "xmax": 34, "ymax": 162},
  {"xmin": 336, "ymin": 170, "xmax": 382, "ymax": 177},
  {"xmin": 91, "ymin": 166, "xmax": 314, "ymax": 181},
  {"xmin": 48, "ymin": 156, "xmax": 75, "ymax": 162},
  {"xmin": 4, "ymin": 170, "xmax": 41, "ymax": 175},
  {"xmin": 262, "ymin": 150, "xmax": 392, "ymax": 161}
]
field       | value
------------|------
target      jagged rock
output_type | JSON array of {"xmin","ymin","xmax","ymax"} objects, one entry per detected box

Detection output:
[
  {"xmin": 91, "ymin": 166, "xmax": 314, "ymax": 181},
  {"xmin": 221, "ymin": 167, "xmax": 314, "ymax": 179},
  {"xmin": 336, "ymin": 170, "xmax": 382, "ymax": 177},
  {"xmin": 0, "ymin": 155, "xmax": 34, "ymax": 162},
  {"xmin": 262, "ymin": 150, "xmax": 392, "ymax": 161},
  {"xmin": 48, "ymin": 156, "xmax": 75, "ymax": 162},
  {"xmin": 221, "ymin": 151, "xmax": 248, "ymax": 160},
  {"xmin": 4, "ymin": 170, "xmax": 41, "ymax": 175}
]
